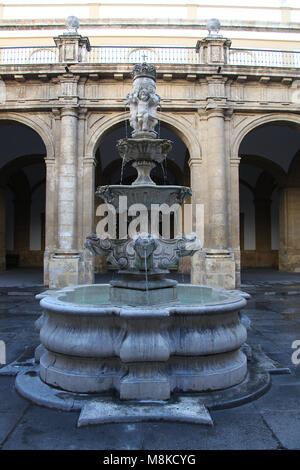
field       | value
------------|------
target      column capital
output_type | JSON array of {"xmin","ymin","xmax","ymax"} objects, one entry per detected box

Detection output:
[
  {"xmin": 78, "ymin": 107, "xmax": 89, "ymax": 119},
  {"xmin": 52, "ymin": 107, "xmax": 61, "ymax": 119},
  {"xmin": 205, "ymin": 103, "xmax": 233, "ymax": 118},
  {"xmin": 188, "ymin": 157, "xmax": 202, "ymax": 168},
  {"xmin": 205, "ymin": 107, "xmax": 226, "ymax": 120},
  {"xmin": 44, "ymin": 157, "xmax": 55, "ymax": 165},
  {"xmin": 230, "ymin": 156, "xmax": 241, "ymax": 167},
  {"xmin": 83, "ymin": 156, "xmax": 97, "ymax": 167},
  {"xmin": 60, "ymin": 106, "xmax": 79, "ymax": 118}
]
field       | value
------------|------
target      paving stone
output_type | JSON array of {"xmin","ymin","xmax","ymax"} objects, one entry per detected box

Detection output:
[
  {"xmin": 0, "ymin": 412, "xmax": 25, "ymax": 446},
  {"xmin": 253, "ymin": 383, "xmax": 300, "ymax": 412},
  {"xmin": 2, "ymin": 405, "xmax": 143, "ymax": 450},
  {"xmin": 140, "ymin": 408, "xmax": 278, "ymax": 450},
  {"xmin": 0, "ymin": 377, "xmax": 29, "ymax": 413},
  {"xmin": 261, "ymin": 412, "xmax": 300, "ymax": 449},
  {"xmin": 7, "ymin": 292, "xmax": 35, "ymax": 297}
]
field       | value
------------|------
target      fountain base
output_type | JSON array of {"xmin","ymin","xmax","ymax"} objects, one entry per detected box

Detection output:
[{"xmin": 13, "ymin": 351, "xmax": 272, "ymax": 425}]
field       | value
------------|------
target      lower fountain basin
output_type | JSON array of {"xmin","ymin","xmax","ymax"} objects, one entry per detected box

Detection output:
[{"xmin": 38, "ymin": 284, "xmax": 248, "ymax": 400}]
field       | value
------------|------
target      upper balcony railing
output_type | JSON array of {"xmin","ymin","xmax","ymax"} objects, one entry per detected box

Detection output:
[
  {"xmin": 228, "ymin": 48, "xmax": 300, "ymax": 68},
  {"xmin": 0, "ymin": 46, "xmax": 58, "ymax": 65},
  {"xmin": 0, "ymin": 44, "xmax": 299, "ymax": 68}
]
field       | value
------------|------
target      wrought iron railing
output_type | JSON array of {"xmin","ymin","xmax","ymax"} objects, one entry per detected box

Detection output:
[
  {"xmin": 0, "ymin": 46, "xmax": 58, "ymax": 64},
  {"xmin": 86, "ymin": 46, "xmax": 200, "ymax": 65},
  {"xmin": 0, "ymin": 44, "xmax": 299, "ymax": 68},
  {"xmin": 228, "ymin": 47, "xmax": 300, "ymax": 68}
]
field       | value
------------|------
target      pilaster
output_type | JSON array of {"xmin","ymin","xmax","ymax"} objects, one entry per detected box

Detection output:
[
  {"xmin": 48, "ymin": 106, "xmax": 81, "ymax": 289},
  {"xmin": 197, "ymin": 105, "xmax": 236, "ymax": 289},
  {"xmin": 0, "ymin": 187, "xmax": 5, "ymax": 271},
  {"xmin": 230, "ymin": 157, "xmax": 242, "ymax": 286},
  {"xmin": 279, "ymin": 187, "xmax": 300, "ymax": 272},
  {"xmin": 43, "ymin": 157, "xmax": 57, "ymax": 286}
]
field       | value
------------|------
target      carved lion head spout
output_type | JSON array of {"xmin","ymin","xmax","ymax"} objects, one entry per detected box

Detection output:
[
  {"xmin": 178, "ymin": 233, "xmax": 202, "ymax": 256},
  {"xmin": 132, "ymin": 233, "xmax": 159, "ymax": 271}
]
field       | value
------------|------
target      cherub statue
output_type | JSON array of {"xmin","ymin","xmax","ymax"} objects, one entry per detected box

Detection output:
[{"xmin": 127, "ymin": 86, "xmax": 160, "ymax": 134}]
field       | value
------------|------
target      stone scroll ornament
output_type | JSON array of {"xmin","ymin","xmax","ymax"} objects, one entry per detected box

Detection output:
[
  {"xmin": 126, "ymin": 63, "xmax": 160, "ymax": 137},
  {"xmin": 84, "ymin": 232, "xmax": 201, "ymax": 271}
]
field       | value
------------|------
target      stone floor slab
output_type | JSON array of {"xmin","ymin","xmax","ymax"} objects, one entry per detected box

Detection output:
[
  {"xmin": 78, "ymin": 397, "xmax": 213, "ymax": 427},
  {"xmin": 261, "ymin": 411, "xmax": 300, "ymax": 449}
]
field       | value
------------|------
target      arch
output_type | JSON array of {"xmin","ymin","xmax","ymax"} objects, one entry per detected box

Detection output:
[
  {"xmin": 86, "ymin": 111, "xmax": 202, "ymax": 161},
  {"xmin": 239, "ymin": 179, "xmax": 255, "ymax": 195},
  {"xmin": 240, "ymin": 154, "xmax": 287, "ymax": 188},
  {"xmin": 232, "ymin": 113, "xmax": 300, "ymax": 158},
  {"xmin": 0, "ymin": 113, "xmax": 55, "ymax": 159},
  {"xmin": 288, "ymin": 149, "xmax": 300, "ymax": 187},
  {"xmin": 0, "ymin": 154, "xmax": 45, "ymax": 185}
]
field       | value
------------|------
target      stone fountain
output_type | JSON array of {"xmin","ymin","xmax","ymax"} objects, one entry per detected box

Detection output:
[{"xmin": 12, "ymin": 63, "xmax": 271, "ymax": 425}]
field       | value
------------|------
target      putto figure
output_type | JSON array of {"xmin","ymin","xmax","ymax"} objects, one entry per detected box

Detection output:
[{"xmin": 126, "ymin": 62, "xmax": 160, "ymax": 137}]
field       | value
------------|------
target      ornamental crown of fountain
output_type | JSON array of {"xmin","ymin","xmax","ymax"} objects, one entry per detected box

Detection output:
[{"xmin": 131, "ymin": 62, "xmax": 157, "ymax": 81}]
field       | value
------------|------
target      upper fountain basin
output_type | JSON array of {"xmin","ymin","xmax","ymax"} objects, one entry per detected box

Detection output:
[
  {"xmin": 117, "ymin": 138, "xmax": 173, "ymax": 164},
  {"xmin": 96, "ymin": 184, "xmax": 192, "ymax": 210}
]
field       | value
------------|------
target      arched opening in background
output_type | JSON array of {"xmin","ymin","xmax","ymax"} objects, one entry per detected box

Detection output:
[
  {"xmin": 93, "ymin": 120, "xmax": 191, "ymax": 273},
  {"xmin": 0, "ymin": 121, "xmax": 46, "ymax": 272},
  {"xmin": 238, "ymin": 121, "xmax": 300, "ymax": 271}
]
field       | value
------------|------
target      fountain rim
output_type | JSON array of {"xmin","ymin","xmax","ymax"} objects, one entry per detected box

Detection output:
[{"xmin": 39, "ymin": 283, "xmax": 247, "ymax": 317}]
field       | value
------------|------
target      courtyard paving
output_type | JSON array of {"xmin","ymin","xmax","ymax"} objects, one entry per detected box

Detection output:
[{"xmin": 0, "ymin": 268, "xmax": 300, "ymax": 451}]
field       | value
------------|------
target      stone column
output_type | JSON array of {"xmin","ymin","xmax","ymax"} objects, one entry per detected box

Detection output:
[
  {"xmin": 230, "ymin": 157, "xmax": 242, "ymax": 286},
  {"xmin": 81, "ymin": 156, "xmax": 97, "ymax": 284},
  {"xmin": 14, "ymin": 192, "xmax": 30, "ymax": 267},
  {"xmin": 43, "ymin": 157, "xmax": 56, "ymax": 286},
  {"xmin": 0, "ymin": 187, "xmax": 5, "ymax": 271},
  {"xmin": 207, "ymin": 109, "xmax": 228, "ymax": 249},
  {"xmin": 189, "ymin": 157, "xmax": 206, "ymax": 285},
  {"xmin": 255, "ymin": 197, "xmax": 272, "ymax": 265},
  {"xmin": 279, "ymin": 187, "xmax": 300, "ymax": 272},
  {"xmin": 201, "ymin": 108, "xmax": 236, "ymax": 289},
  {"xmin": 49, "ymin": 107, "xmax": 81, "ymax": 288},
  {"xmin": 58, "ymin": 107, "xmax": 78, "ymax": 251}
]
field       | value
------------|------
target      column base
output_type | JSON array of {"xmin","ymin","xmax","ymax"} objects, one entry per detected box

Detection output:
[
  {"xmin": 279, "ymin": 250, "xmax": 300, "ymax": 273},
  {"xmin": 48, "ymin": 250, "xmax": 94, "ymax": 289},
  {"xmin": 0, "ymin": 257, "xmax": 5, "ymax": 271},
  {"xmin": 191, "ymin": 249, "xmax": 236, "ymax": 289}
]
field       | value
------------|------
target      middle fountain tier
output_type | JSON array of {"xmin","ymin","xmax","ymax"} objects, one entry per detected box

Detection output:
[{"xmin": 85, "ymin": 62, "xmax": 201, "ymax": 307}]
